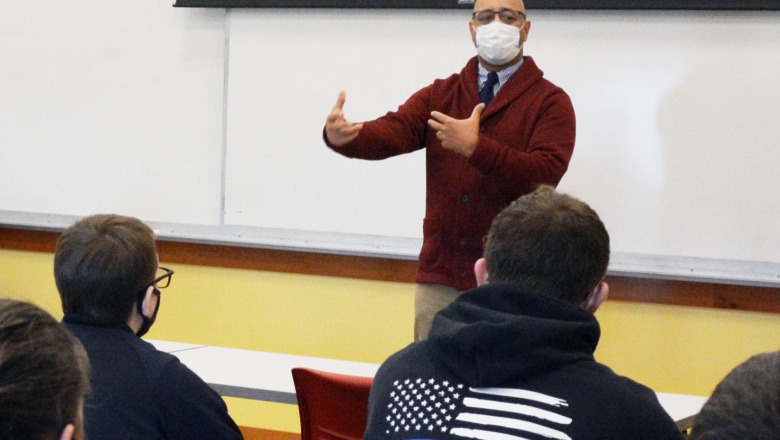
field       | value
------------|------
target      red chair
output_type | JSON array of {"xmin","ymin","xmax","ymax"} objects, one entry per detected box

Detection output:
[{"xmin": 291, "ymin": 367, "xmax": 374, "ymax": 440}]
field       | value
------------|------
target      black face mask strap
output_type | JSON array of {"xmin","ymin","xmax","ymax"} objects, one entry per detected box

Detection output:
[{"xmin": 135, "ymin": 287, "xmax": 161, "ymax": 337}]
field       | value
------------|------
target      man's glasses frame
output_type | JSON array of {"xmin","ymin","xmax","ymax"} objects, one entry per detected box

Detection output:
[
  {"xmin": 152, "ymin": 266, "xmax": 175, "ymax": 289},
  {"xmin": 472, "ymin": 8, "xmax": 527, "ymax": 26}
]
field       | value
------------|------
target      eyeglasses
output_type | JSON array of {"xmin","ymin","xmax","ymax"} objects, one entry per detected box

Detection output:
[
  {"xmin": 151, "ymin": 266, "xmax": 174, "ymax": 289},
  {"xmin": 472, "ymin": 8, "xmax": 526, "ymax": 26}
]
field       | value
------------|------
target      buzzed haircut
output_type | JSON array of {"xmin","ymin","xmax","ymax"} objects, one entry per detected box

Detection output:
[{"xmin": 483, "ymin": 185, "xmax": 610, "ymax": 303}]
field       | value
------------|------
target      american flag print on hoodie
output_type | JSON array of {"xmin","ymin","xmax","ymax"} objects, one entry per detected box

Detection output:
[{"xmin": 381, "ymin": 377, "xmax": 573, "ymax": 440}]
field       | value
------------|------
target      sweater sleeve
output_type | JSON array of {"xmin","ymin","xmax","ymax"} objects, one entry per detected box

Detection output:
[
  {"xmin": 156, "ymin": 360, "xmax": 244, "ymax": 440},
  {"xmin": 325, "ymin": 85, "xmax": 432, "ymax": 160}
]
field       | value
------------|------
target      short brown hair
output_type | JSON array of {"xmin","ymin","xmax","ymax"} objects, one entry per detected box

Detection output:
[
  {"xmin": 54, "ymin": 214, "xmax": 158, "ymax": 325},
  {"xmin": 0, "ymin": 299, "xmax": 89, "ymax": 440},
  {"xmin": 483, "ymin": 185, "xmax": 610, "ymax": 303}
]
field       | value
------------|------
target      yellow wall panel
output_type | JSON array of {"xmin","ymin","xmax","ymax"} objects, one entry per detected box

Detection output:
[{"xmin": 3, "ymin": 248, "xmax": 780, "ymax": 432}]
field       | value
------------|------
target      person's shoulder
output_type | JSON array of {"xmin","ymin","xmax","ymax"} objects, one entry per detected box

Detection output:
[
  {"xmin": 568, "ymin": 364, "xmax": 683, "ymax": 438},
  {"xmin": 376, "ymin": 342, "xmax": 420, "ymax": 373},
  {"xmin": 520, "ymin": 56, "xmax": 570, "ymax": 95},
  {"xmin": 65, "ymin": 322, "xmax": 158, "ymax": 359},
  {"xmin": 430, "ymin": 56, "xmax": 479, "ymax": 88},
  {"xmin": 370, "ymin": 341, "xmax": 455, "ymax": 410},
  {"xmin": 375, "ymin": 341, "xmax": 423, "ymax": 374},
  {"xmin": 144, "ymin": 345, "xmax": 218, "ymax": 404},
  {"xmin": 147, "ymin": 351, "xmax": 244, "ymax": 438},
  {"xmin": 582, "ymin": 361, "xmax": 651, "ymax": 391},
  {"xmin": 131, "ymin": 336, "xmax": 177, "ymax": 358},
  {"xmin": 64, "ymin": 323, "xmax": 180, "ymax": 377},
  {"xmin": 373, "ymin": 341, "xmax": 444, "ymax": 390},
  {"xmin": 117, "ymin": 335, "xmax": 183, "ymax": 378},
  {"xmin": 587, "ymin": 363, "xmax": 670, "ymax": 414}
]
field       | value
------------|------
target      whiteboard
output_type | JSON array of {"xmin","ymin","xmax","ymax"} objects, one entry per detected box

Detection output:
[
  {"xmin": 221, "ymin": 9, "xmax": 780, "ymax": 284},
  {"xmin": 0, "ymin": 1, "xmax": 226, "ymax": 225},
  {"xmin": 223, "ymin": 9, "xmax": 472, "ymax": 238},
  {"xmin": 543, "ymin": 10, "xmax": 780, "ymax": 265},
  {"xmin": 1, "ymin": 5, "xmax": 780, "ymax": 286}
]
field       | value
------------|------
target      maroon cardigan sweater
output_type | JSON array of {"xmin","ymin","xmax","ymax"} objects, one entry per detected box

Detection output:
[{"xmin": 327, "ymin": 56, "xmax": 576, "ymax": 290}]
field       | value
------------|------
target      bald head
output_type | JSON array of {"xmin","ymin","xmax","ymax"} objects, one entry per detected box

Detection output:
[{"xmin": 474, "ymin": 0, "xmax": 526, "ymax": 13}]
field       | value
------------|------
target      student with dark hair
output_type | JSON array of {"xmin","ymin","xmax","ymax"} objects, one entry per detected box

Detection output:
[
  {"xmin": 689, "ymin": 351, "xmax": 780, "ymax": 440},
  {"xmin": 55, "ymin": 214, "xmax": 243, "ymax": 440},
  {"xmin": 0, "ymin": 299, "xmax": 89, "ymax": 440},
  {"xmin": 363, "ymin": 186, "xmax": 684, "ymax": 440}
]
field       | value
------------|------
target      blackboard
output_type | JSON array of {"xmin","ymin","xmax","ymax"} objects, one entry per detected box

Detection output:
[
  {"xmin": 173, "ymin": 0, "xmax": 780, "ymax": 11},
  {"xmin": 2, "ymin": 3, "xmax": 780, "ymax": 286}
]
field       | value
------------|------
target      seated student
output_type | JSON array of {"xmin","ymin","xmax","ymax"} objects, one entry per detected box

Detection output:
[
  {"xmin": 54, "ymin": 214, "xmax": 244, "ymax": 440},
  {"xmin": 0, "ymin": 299, "xmax": 89, "ymax": 440},
  {"xmin": 689, "ymin": 351, "xmax": 780, "ymax": 439},
  {"xmin": 364, "ymin": 186, "xmax": 684, "ymax": 440}
]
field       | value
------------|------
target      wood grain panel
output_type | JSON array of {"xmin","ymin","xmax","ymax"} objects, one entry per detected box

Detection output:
[{"xmin": 239, "ymin": 426, "xmax": 299, "ymax": 440}]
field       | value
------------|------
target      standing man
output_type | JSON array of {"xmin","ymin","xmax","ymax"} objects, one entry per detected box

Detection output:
[
  {"xmin": 54, "ymin": 214, "xmax": 244, "ymax": 440},
  {"xmin": 363, "ymin": 186, "xmax": 685, "ymax": 440},
  {"xmin": 324, "ymin": 0, "xmax": 576, "ymax": 340}
]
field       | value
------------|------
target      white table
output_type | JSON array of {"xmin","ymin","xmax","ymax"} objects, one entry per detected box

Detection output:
[
  {"xmin": 656, "ymin": 392, "xmax": 708, "ymax": 427},
  {"xmin": 148, "ymin": 340, "xmax": 378, "ymax": 404},
  {"xmin": 147, "ymin": 340, "xmax": 707, "ymax": 420},
  {"xmin": 148, "ymin": 339, "xmax": 205, "ymax": 353}
]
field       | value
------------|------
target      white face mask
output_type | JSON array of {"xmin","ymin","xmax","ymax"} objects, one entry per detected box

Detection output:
[{"xmin": 475, "ymin": 21, "xmax": 522, "ymax": 66}]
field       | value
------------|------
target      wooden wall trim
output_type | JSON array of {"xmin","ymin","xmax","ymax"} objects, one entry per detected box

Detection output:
[
  {"xmin": 603, "ymin": 276, "xmax": 780, "ymax": 313},
  {"xmin": 2, "ymin": 226, "xmax": 778, "ymax": 314},
  {"xmin": 156, "ymin": 240, "xmax": 419, "ymax": 283},
  {"xmin": 239, "ymin": 426, "xmax": 299, "ymax": 440}
]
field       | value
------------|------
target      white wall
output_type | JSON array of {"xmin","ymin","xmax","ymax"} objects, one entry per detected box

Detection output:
[{"xmin": 1, "ymin": 3, "xmax": 779, "ymax": 283}]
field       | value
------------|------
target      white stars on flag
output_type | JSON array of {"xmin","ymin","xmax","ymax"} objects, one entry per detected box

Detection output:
[
  {"xmin": 382, "ymin": 379, "xmax": 573, "ymax": 439},
  {"xmin": 386, "ymin": 378, "xmax": 464, "ymax": 435}
]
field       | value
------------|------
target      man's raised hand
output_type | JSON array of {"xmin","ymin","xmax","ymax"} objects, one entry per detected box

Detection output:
[
  {"xmin": 427, "ymin": 103, "xmax": 485, "ymax": 157},
  {"xmin": 325, "ymin": 91, "xmax": 363, "ymax": 147}
]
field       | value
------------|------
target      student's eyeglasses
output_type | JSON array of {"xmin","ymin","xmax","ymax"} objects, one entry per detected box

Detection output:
[
  {"xmin": 151, "ymin": 266, "xmax": 174, "ymax": 289},
  {"xmin": 472, "ymin": 8, "xmax": 526, "ymax": 26}
]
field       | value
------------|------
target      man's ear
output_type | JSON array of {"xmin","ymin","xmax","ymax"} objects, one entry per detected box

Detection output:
[
  {"xmin": 141, "ymin": 285, "xmax": 157, "ymax": 317},
  {"xmin": 522, "ymin": 20, "xmax": 532, "ymax": 43},
  {"xmin": 59, "ymin": 424, "xmax": 75, "ymax": 440},
  {"xmin": 474, "ymin": 258, "xmax": 489, "ymax": 286},
  {"xmin": 583, "ymin": 282, "xmax": 609, "ymax": 314}
]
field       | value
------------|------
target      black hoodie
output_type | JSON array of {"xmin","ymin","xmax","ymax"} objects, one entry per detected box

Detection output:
[{"xmin": 364, "ymin": 283, "xmax": 684, "ymax": 440}]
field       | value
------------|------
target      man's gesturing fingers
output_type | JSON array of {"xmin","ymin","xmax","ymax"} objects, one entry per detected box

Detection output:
[
  {"xmin": 426, "ymin": 104, "xmax": 484, "ymax": 157},
  {"xmin": 327, "ymin": 91, "xmax": 348, "ymax": 124},
  {"xmin": 325, "ymin": 91, "xmax": 363, "ymax": 147}
]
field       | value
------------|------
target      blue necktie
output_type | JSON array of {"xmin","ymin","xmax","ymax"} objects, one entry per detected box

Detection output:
[{"xmin": 480, "ymin": 71, "xmax": 499, "ymax": 106}]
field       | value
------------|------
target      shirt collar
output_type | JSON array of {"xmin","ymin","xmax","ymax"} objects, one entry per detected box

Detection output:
[
  {"xmin": 478, "ymin": 57, "xmax": 525, "ymax": 89},
  {"xmin": 63, "ymin": 313, "xmax": 135, "ymax": 333}
]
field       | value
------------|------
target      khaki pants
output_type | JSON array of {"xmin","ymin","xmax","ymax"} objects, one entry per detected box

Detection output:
[{"xmin": 414, "ymin": 284, "xmax": 462, "ymax": 341}]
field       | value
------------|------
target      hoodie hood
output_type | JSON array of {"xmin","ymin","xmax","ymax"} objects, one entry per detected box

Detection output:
[{"xmin": 427, "ymin": 283, "xmax": 600, "ymax": 386}]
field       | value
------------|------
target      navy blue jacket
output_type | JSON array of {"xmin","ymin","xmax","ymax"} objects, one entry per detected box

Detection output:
[
  {"xmin": 364, "ymin": 284, "xmax": 684, "ymax": 440},
  {"xmin": 64, "ymin": 317, "xmax": 243, "ymax": 440}
]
